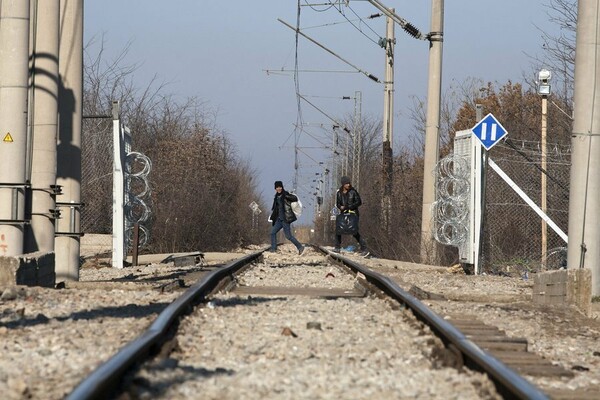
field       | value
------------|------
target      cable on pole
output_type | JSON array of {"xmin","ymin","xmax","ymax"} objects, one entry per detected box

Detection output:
[
  {"xmin": 366, "ymin": 0, "xmax": 426, "ymax": 41},
  {"xmin": 278, "ymin": 18, "xmax": 381, "ymax": 83}
]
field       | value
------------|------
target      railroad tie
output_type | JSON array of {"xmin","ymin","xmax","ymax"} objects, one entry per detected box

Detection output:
[{"xmin": 444, "ymin": 314, "xmax": 574, "ymax": 379}]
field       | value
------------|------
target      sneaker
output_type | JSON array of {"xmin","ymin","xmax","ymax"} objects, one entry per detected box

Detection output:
[
  {"xmin": 359, "ymin": 250, "xmax": 370, "ymax": 257},
  {"xmin": 298, "ymin": 246, "xmax": 305, "ymax": 255}
]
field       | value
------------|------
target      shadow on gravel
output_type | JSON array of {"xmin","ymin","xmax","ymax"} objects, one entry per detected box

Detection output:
[
  {"xmin": 126, "ymin": 361, "xmax": 235, "ymax": 398},
  {"xmin": 0, "ymin": 302, "xmax": 171, "ymax": 329},
  {"xmin": 92, "ymin": 267, "xmax": 207, "ymax": 284},
  {"xmin": 209, "ymin": 296, "xmax": 287, "ymax": 308}
]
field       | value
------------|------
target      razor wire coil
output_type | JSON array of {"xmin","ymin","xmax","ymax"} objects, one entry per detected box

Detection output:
[
  {"xmin": 432, "ymin": 154, "xmax": 470, "ymax": 247},
  {"xmin": 125, "ymin": 151, "xmax": 152, "ymax": 248}
]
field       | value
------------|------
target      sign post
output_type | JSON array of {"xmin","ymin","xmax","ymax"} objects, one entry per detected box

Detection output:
[
  {"xmin": 470, "ymin": 113, "xmax": 508, "ymax": 274},
  {"xmin": 471, "ymin": 113, "xmax": 508, "ymax": 151}
]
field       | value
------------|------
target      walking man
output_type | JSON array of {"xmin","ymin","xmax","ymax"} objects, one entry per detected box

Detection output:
[
  {"xmin": 334, "ymin": 176, "xmax": 369, "ymax": 256},
  {"xmin": 269, "ymin": 180, "xmax": 305, "ymax": 255}
]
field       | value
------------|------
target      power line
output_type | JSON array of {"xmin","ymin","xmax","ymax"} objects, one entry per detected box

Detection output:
[
  {"xmin": 328, "ymin": 1, "xmax": 382, "ymax": 46},
  {"xmin": 278, "ymin": 18, "xmax": 381, "ymax": 83},
  {"xmin": 264, "ymin": 68, "xmax": 359, "ymax": 75}
]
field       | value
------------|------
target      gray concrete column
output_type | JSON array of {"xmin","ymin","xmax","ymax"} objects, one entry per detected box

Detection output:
[
  {"xmin": 382, "ymin": 10, "xmax": 394, "ymax": 233},
  {"xmin": 26, "ymin": 0, "xmax": 60, "ymax": 253},
  {"xmin": 567, "ymin": 0, "xmax": 600, "ymax": 295},
  {"xmin": 0, "ymin": 0, "xmax": 30, "ymax": 257},
  {"xmin": 56, "ymin": 0, "xmax": 83, "ymax": 281},
  {"xmin": 420, "ymin": 0, "xmax": 444, "ymax": 264}
]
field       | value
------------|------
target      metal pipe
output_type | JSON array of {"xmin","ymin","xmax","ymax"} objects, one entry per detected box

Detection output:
[{"xmin": 12, "ymin": 189, "xmax": 19, "ymax": 220}]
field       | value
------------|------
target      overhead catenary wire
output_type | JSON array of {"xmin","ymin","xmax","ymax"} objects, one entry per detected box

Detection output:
[
  {"xmin": 366, "ymin": 0, "xmax": 426, "ymax": 40},
  {"xmin": 297, "ymin": 94, "xmax": 352, "ymax": 135},
  {"xmin": 264, "ymin": 68, "xmax": 359, "ymax": 75},
  {"xmin": 278, "ymin": 17, "xmax": 381, "ymax": 83},
  {"xmin": 326, "ymin": 0, "xmax": 382, "ymax": 46},
  {"xmin": 292, "ymin": 123, "xmax": 333, "ymax": 149},
  {"xmin": 285, "ymin": 0, "xmax": 380, "ymax": 198},
  {"xmin": 300, "ymin": 13, "xmax": 382, "ymax": 31},
  {"xmin": 293, "ymin": 0, "xmax": 304, "ymax": 189},
  {"xmin": 301, "ymin": 0, "xmax": 336, "ymax": 13}
]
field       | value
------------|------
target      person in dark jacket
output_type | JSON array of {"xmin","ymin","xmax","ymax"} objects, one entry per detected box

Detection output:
[
  {"xmin": 334, "ymin": 176, "xmax": 368, "ymax": 256},
  {"xmin": 269, "ymin": 180, "xmax": 305, "ymax": 255}
]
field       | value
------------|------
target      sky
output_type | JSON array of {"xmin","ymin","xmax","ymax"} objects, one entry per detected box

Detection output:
[{"xmin": 84, "ymin": 0, "xmax": 557, "ymax": 223}]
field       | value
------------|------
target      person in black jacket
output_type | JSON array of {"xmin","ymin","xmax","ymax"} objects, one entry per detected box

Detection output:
[
  {"xmin": 334, "ymin": 176, "xmax": 368, "ymax": 256},
  {"xmin": 269, "ymin": 180, "xmax": 305, "ymax": 255}
]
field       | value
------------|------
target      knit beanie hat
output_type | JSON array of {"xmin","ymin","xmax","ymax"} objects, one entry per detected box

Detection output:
[
  {"xmin": 274, "ymin": 180, "xmax": 284, "ymax": 189},
  {"xmin": 341, "ymin": 176, "xmax": 351, "ymax": 185}
]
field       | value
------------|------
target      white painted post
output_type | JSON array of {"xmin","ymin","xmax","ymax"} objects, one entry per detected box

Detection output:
[{"xmin": 112, "ymin": 102, "xmax": 125, "ymax": 268}]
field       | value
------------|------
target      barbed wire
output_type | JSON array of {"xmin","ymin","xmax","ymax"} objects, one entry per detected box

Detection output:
[
  {"xmin": 125, "ymin": 151, "xmax": 152, "ymax": 247},
  {"xmin": 432, "ymin": 154, "xmax": 470, "ymax": 247}
]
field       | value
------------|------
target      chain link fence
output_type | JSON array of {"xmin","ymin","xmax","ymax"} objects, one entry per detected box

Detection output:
[
  {"xmin": 484, "ymin": 139, "xmax": 570, "ymax": 272},
  {"xmin": 434, "ymin": 138, "xmax": 570, "ymax": 273},
  {"xmin": 81, "ymin": 118, "xmax": 153, "ymax": 259},
  {"xmin": 81, "ymin": 117, "xmax": 113, "ymax": 255}
]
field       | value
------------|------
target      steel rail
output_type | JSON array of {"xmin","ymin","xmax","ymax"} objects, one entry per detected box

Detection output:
[
  {"xmin": 67, "ymin": 249, "xmax": 266, "ymax": 400},
  {"xmin": 321, "ymin": 247, "xmax": 549, "ymax": 400}
]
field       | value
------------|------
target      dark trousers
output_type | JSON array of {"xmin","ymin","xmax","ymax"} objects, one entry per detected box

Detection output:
[
  {"xmin": 271, "ymin": 218, "xmax": 302, "ymax": 251},
  {"xmin": 335, "ymin": 233, "xmax": 365, "ymax": 250}
]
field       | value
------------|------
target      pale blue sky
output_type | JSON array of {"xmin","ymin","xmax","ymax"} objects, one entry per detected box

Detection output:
[{"xmin": 85, "ymin": 1, "xmax": 556, "ymax": 220}]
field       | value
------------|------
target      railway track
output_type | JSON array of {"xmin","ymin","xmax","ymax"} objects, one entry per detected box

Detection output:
[{"xmin": 65, "ymin": 245, "xmax": 574, "ymax": 400}]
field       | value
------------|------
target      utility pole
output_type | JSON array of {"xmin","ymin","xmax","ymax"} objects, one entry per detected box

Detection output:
[
  {"xmin": 332, "ymin": 125, "xmax": 339, "ymax": 194},
  {"xmin": 382, "ymin": 10, "xmax": 395, "ymax": 233},
  {"xmin": 0, "ymin": 0, "xmax": 30, "ymax": 257},
  {"xmin": 343, "ymin": 127, "xmax": 349, "ymax": 176},
  {"xmin": 352, "ymin": 91, "xmax": 362, "ymax": 191},
  {"xmin": 56, "ymin": 0, "xmax": 83, "ymax": 281},
  {"xmin": 541, "ymin": 87, "xmax": 548, "ymax": 270},
  {"xmin": 537, "ymin": 69, "xmax": 551, "ymax": 270},
  {"xmin": 567, "ymin": 0, "xmax": 600, "ymax": 295},
  {"xmin": 420, "ymin": 0, "xmax": 444, "ymax": 264},
  {"xmin": 26, "ymin": 0, "xmax": 60, "ymax": 254}
]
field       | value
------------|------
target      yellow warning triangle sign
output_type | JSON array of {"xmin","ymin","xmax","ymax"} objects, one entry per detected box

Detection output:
[{"xmin": 3, "ymin": 132, "xmax": 13, "ymax": 142}]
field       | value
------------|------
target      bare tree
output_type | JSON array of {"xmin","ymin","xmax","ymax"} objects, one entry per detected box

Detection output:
[
  {"xmin": 81, "ymin": 42, "xmax": 268, "ymax": 253},
  {"xmin": 534, "ymin": 0, "xmax": 577, "ymax": 101}
]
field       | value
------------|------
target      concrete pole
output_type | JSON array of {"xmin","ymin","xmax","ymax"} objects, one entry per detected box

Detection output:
[
  {"xmin": 332, "ymin": 126, "xmax": 338, "ymax": 194},
  {"xmin": 382, "ymin": 10, "xmax": 395, "ymax": 233},
  {"xmin": 0, "ymin": 0, "xmax": 30, "ymax": 257},
  {"xmin": 420, "ymin": 0, "xmax": 444, "ymax": 264},
  {"xmin": 343, "ymin": 129, "xmax": 349, "ymax": 176},
  {"xmin": 56, "ymin": 0, "xmax": 83, "ymax": 281},
  {"xmin": 352, "ymin": 90, "xmax": 362, "ymax": 191},
  {"xmin": 26, "ymin": 0, "xmax": 60, "ymax": 253},
  {"xmin": 541, "ymin": 95, "xmax": 548, "ymax": 270},
  {"xmin": 567, "ymin": 0, "xmax": 600, "ymax": 295}
]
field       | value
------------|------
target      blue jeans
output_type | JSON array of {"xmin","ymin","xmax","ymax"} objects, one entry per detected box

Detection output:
[{"xmin": 270, "ymin": 218, "xmax": 302, "ymax": 251}]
